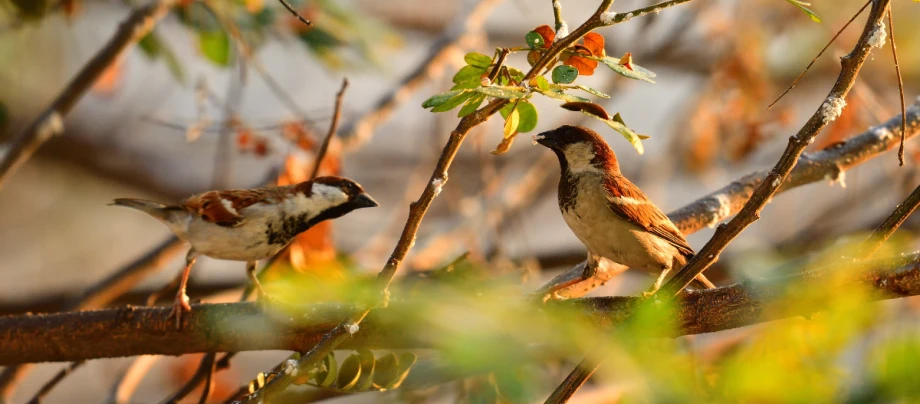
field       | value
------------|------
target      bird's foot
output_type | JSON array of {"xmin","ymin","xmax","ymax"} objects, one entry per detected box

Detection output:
[{"xmin": 168, "ymin": 292, "xmax": 191, "ymax": 329}]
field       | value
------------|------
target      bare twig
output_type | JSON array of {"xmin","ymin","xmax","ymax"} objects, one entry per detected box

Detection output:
[
  {"xmin": 23, "ymin": 361, "xmax": 84, "ymax": 404},
  {"xmin": 109, "ymin": 356, "xmax": 160, "ymax": 403},
  {"xmin": 887, "ymin": 9, "xmax": 907, "ymax": 166},
  {"xmin": 276, "ymin": 0, "xmax": 311, "ymax": 27},
  {"xmin": 0, "ymin": 0, "xmax": 178, "ymax": 191},
  {"xmin": 860, "ymin": 182, "xmax": 920, "ymax": 259},
  {"xmin": 160, "ymin": 353, "xmax": 217, "ymax": 404},
  {"xmin": 544, "ymin": 357, "xmax": 599, "ymax": 404},
  {"xmin": 767, "ymin": 0, "xmax": 871, "ymax": 110},
  {"xmin": 310, "ymin": 78, "xmax": 349, "ymax": 180},
  {"xmin": 2, "ymin": 253, "xmax": 919, "ymax": 365},
  {"xmin": 339, "ymin": 0, "xmax": 505, "ymax": 151}
]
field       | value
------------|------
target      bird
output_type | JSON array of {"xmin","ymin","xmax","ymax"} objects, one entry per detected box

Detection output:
[
  {"xmin": 111, "ymin": 176, "xmax": 378, "ymax": 325},
  {"xmin": 533, "ymin": 125, "xmax": 715, "ymax": 297}
]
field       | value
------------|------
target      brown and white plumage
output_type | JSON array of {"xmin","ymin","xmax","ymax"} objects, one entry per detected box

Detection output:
[
  {"xmin": 535, "ymin": 125, "xmax": 714, "ymax": 296},
  {"xmin": 111, "ymin": 176, "xmax": 377, "ymax": 325}
]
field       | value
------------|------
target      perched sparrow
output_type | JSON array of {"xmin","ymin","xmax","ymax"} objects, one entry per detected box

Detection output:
[
  {"xmin": 534, "ymin": 125, "xmax": 714, "ymax": 296},
  {"xmin": 111, "ymin": 176, "xmax": 378, "ymax": 324}
]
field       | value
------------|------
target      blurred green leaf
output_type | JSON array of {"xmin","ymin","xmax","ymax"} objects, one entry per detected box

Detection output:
[
  {"xmin": 138, "ymin": 33, "xmax": 186, "ymax": 84},
  {"xmin": 533, "ymin": 76, "xmax": 551, "ymax": 92},
  {"xmin": 432, "ymin": 91, "xmax": 474, "ymax": 113},
  {"xmin": 198, "ymin": 30, "xmax": 232, "ymax": 67},
  {"xmin": 337, "ymin": 354, "xmax": 362, "ymax": 390},
  {"xmin": 785, "ymin": 0, "xmax": 822, "ymax": 23},
  {"xmin": 534, "ymin": 88, "xmax": 590, "ymax": 103},
  {"xmin": 551, "ymin": 65, "xmax": 578, "ymax": 84},
  {"xmin": 475, "ymin": 86, "xmax": 528, "ymax": 100},
  {"xmin": 372, "ymin": 353, "xmax": 399, "ymax": 390},
  {"xmin": 574, "ymin": 84, "xmax": 610, "ymax": 98},
  {"xmin": 459, "ymin": 94, "xmax": 487, "ymax": 117},
  {"xmin": 588, "ymin": 55, "xmax": 657, "ymax": 83},
  {"xmin": 454, "ymin": 65, "xmax": 488, "ymax": 84},
  {"xmin": 868, "ymin": 335, "xmax": 920, "ymax": 401},
  {"xmin": 314, "ymin": 353, "xmax": 338, "ymax": 387},
  {"xmin": 464, "ymin": 52, "xmax": 493, "ymax": 69},
  {"xmin": 422, "ymin": 90, "xmax": 471, "ymax": 109},
  {"xmin": 354, "ymin": 348, "xmax": 376, "ymax": 391},
  {"xmin": 515, "ymin": 101, "xmax": 538, "ymax": 133},
  {"xmin": 389, "ymin": 352, "xmax": 417, "ymax": 389}
]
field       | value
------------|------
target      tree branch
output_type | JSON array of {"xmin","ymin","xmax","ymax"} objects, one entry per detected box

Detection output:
[
  {"xmin": 310, "ymin": 78, "xmax": 348, "ymax": 180},
  {"xmin": 0, "ymin": 0, "xmax": 178, "ymax": 191},
  {"xmin": 1, "ymin": 253, "xmax": 918, "ymax": 365}
]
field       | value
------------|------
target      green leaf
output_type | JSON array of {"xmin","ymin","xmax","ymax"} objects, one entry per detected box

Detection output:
[
  {"xmin": 355, "ymin": 348, "xmax": 376, "ymax": 391},
  {"xmin": 534, "ymin": 88, "xmax": 590, "ymax": 103},
  {"xmin": 464, "ymin": 52, "xmax": 493, "ymax": 69},
  {"xmin": 458, "ymin": 93, "xmax": 486, "ymax": 117},
  {"xmin": 198, "ymin": 30, "xmax": 231, "ymax": 67},
  {"xmin": 372, "ymin": 353, "xmax": 399, "ymax": 390},
  {"xmin": 453, "ymin": 65, "xmax": 487, "ymax": 84},
  {"xmin": 552, "ymin": 65, "xmax": 578, "ymax": 84},
  {"xmin": 525, "ymin": 31, "xmax": 545, "ymax": 50},
  {"xmin": 574, "ymin": 84, "xmax": 610, "ymax": 98},
  {"xmin": 475, "ymin": 86, "xmax": 528, "ymax": 100},
  {"xmin": 516, "ymin": 101, "xmax": 538, "ymax": 133},
  {"xmin": 589, "ymin": 55, "xmax": 656, "ymax": 83},
  {"xmin": 533, "ymin": 76, "xmax": 550, "ymax": 92},
  {"xmin": 786, "ymin": 0, "xmax": 822, "ymax": 23},
  {"xmin": 575, "ymin": 110, "xmax": 645, "ymax": 154},
  {"xmin": 422, "ymin": 90, "xmax": 470, "ymax": 109},
  {"xmin": 314, "ymin": 353, "xmax": 338, "ymax": 387},
  {"xmin": 337, "ymin": 354, "xmax": 362, "ymax": 390},
  {"xmin": 138, "ymin": 33, "xmax": 185, "ymax": 84},
  {"xmin": 499, "ymin": 103, "xmax": 515, "ymax": 120},
  {"xmin": 451, "ymin": 79, "xmax": 482, "ymax": 91},
  {"xmin": 508, "ymin": 67, "xmax": 525, "ymax": 83},
  {"xmin": 385, "ymin": 353, "xmax": 417, "ymax": 390},
  {"xmin": 431, "ymin": 91, "xmax": 474, "ymax": 112}
]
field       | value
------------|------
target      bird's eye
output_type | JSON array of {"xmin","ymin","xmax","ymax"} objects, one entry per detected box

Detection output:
[{"xmin": 202, "ymin": 201, "xmax": 211, "ymax": 208}]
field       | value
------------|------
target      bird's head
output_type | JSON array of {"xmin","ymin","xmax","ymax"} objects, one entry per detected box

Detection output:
[
  {"xmin": 533, "ymin": 125, "xmax": 620, "ymax": 174},
  {"xmin": 293, "ymin": 176, "xmax": 378, "ymax": 219}
]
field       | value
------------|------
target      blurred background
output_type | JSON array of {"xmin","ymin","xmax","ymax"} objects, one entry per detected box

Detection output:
[{"xmin": 1, "ymin": 0, "xmax": 919, "ymax": 402}]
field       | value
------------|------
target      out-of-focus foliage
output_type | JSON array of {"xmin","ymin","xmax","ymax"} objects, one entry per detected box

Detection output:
[
  {"xmin": 0, "ymin": 0, "xmax": 399, "ymax": 80},
  {"xmin": 237, "ymin": 237, "xmax": 920, "ymax": 402}
]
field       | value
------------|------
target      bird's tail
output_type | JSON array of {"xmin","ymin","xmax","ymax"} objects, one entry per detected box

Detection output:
[{"xmin": 110, "ymin": 198, "xmax": 183, "ymax": 223}]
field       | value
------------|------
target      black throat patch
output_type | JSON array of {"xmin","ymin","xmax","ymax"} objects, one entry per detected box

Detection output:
[{"xmin": 264, "ymin": 201, "xmax": 363, "ymax": 246}]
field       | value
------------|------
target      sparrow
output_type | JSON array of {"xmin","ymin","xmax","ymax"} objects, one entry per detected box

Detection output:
[
  {"xmin": 534, "ymin": 125, "xmax": 715, "ymax": 297},
  {"xmin": 111, "ymin": 176, "xmax": 378, "ymax": 324}
]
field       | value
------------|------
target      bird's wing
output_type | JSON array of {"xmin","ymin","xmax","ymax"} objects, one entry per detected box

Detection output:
[
  {"xmin": 603, "ymin": 175, "xmax": 695, "ymax": 257},
  {"xmin": 181, "ymin": 188, "xmax": 276, "ymax": 227}
]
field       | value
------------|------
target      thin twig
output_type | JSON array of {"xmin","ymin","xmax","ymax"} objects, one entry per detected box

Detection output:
[
  {"xmin": 160, "ymin": 353, "xmax": 217, "ymax": 404},
  {"xmin": 109, "ymin": 356, "xmax": 160, "ymax": 404},
  {"xmin": 310, "ymin": 78, "xmax": 349, "ymax": 180},
  {"xmin": 339, "ymin": 0, "xmax": 505, "ymax": 152},
  {"xmin": 0, "ymin": 0, "xmax": 178, "ymax": 191},
  {"xmin": 276, "ymin": 0, "xmax": 311, "ymax": 27},
  {"xmin": 887, "ymin": 9, "xmax": 907, "ymax": 166},
  {"xmin": 544, "ymin": 357, "xmax": 599, "ymax": 404},
  {"xmin": 767, "ymin": 0, "xmax": 871, "ymax": 110},
  {"xmin": 23, "ymin": 361, "xmax": 85, "ymax": 404},
  {"xmin": 860, "ymin": 182, "xmax": 920, "ymax": 259}
]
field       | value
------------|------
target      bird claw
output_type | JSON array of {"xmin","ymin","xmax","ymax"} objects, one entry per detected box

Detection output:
[{"xmin": 168, "ymin": 293, "xmax": 191, "ymax": 330}]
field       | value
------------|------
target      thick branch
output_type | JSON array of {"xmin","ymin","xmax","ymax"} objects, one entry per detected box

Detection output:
[
  {"xmin": 0, "ymin": 0, "xmax": 178, "ymax": 190},
  {"xmin": 1, "ymin": 254, "xmax": 918, "ymax": 365}
]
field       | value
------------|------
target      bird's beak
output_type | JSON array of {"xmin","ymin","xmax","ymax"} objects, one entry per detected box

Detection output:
[
  {"xmin": 353, "ymin": 193, "xmax": 379, "ymax": 209},
  {"xmin": 532, "ymin": 131, "xmax": 555, "ymax": 148}
]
